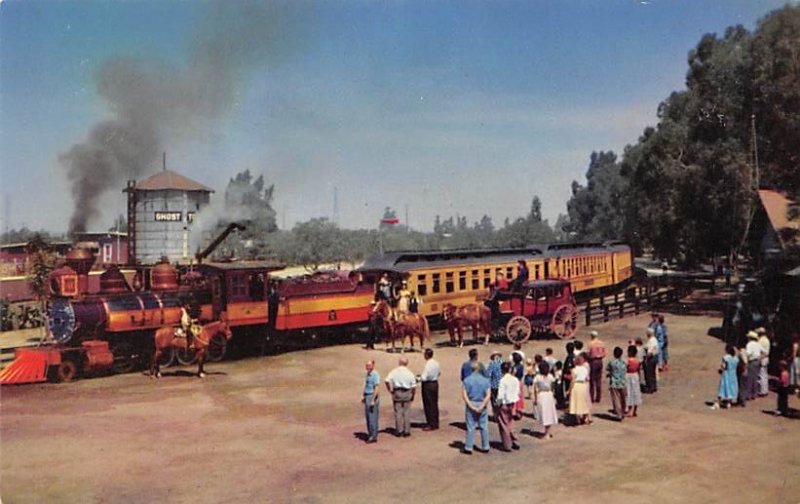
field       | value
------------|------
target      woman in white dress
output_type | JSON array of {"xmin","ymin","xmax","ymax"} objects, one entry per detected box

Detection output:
[
  {"xmin": 569, "ymin": 354, "xmax": 591, "ymax": 425},
  {"xmin": 533, "ymin": 361, "xmax": 558, "ymax": 438}
]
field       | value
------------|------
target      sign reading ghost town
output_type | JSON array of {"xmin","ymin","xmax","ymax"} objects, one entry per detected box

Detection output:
[{"xmin": 154, "ymin": 211, "xmax": 183, "ymax": 222}]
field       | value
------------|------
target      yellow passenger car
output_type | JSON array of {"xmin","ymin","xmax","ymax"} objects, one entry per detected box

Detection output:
[{"xmin": 357, "ymin": 243, "xmax": 633, "ymax": 318}]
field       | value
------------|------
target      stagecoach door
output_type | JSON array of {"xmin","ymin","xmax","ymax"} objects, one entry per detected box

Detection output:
[{"xmin": 211, "ymin": 276, "xmax": 223, "ymax": 319}]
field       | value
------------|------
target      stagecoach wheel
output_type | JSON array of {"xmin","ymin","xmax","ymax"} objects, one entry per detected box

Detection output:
[
  {"xmin": 157, "ymin": 346, "xmax": 176, "ymax": 367},
  {"xmin": 505, "ymin": 316, "xmax": 532, "ymax": 344},
  {"xmin": 206, "ymin": 334, "xmax": 227, "ymax": 363},
  {"xmin": 175, "ymin": 346, "xmax": 198, "ymax": 366},
  {"xmin": 49, "ymin": 359, "xmax": 78, "ymax": 383},
  {"xmin": 551, "ymin": 303, "xmax": 578, "ymax": 340},
  {"xmin": 111, "ymin": 342, "xmax": 139, "ymax": 374}
]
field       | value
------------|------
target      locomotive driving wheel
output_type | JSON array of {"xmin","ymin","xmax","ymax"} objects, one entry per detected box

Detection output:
[
  {"xmin": 550, "ymin": 303, "xmax": 578, "ymax": 339},
  {"xmin": 505, "ymin": 316, "xmax": 532, "ymax": 344},
  {"xmin": 111, "ymin": 342, "xmax": 139, "ymax": 374},
  {"xmin": 206, "ymin": 334, "xmax": 227, "ymax": 363}
]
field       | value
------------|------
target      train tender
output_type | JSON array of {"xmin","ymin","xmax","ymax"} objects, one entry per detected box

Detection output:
[{"xmin": 356, "ymin": 242, "xmax": 634, "ymax": 318}]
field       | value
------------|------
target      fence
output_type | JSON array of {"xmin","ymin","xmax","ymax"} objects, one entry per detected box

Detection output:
[{"xmin": 581, "ymin": 277, "xmax": 696, "ymax": 327}]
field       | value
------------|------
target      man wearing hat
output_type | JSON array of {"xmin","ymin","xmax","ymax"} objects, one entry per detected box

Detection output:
[
  {"xmin": 757, "ymin": 328, "xmax": 770, "ymax": 397},
  {"xmin": 587, "ymin": 330, "xmax": 607, "ymax": 403},
  {"xmin": 745, "ymin": 331, "xmax": 763, "ymax": 400}
]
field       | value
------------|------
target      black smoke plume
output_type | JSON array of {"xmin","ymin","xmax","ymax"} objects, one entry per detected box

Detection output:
[{"xmin": 60, "ymin": 1, "xmax": 302, "ymax": 234}]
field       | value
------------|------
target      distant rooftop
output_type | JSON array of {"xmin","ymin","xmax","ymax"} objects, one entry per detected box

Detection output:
[
  {"xmin": 126, "ymin": 170, "xmax": 214, "ymax": 193},
  {"xmin": 758, "ymin": 189, "xmax": 799, "ymax": 248}
]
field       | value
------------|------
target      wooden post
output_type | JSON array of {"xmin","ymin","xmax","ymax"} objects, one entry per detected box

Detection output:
[
  {"xmin": 585, "ymin": 302, "xmax": 592, "ymax": 327},
  {"xmin": 619, "ymin": 302, "xmax": 624, "ymax": 318},
  {"xmin": 603, "ymin": 305, "xmax": 609, "ymax": 323},
  {"xmin": 634, "ymin": 297, "xmax": 640, "ymax": 315}
]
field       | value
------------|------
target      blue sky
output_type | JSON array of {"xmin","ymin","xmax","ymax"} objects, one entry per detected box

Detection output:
[{"xmin": 0, "ymin": 0, "xmax": 793, "ymax": 234}]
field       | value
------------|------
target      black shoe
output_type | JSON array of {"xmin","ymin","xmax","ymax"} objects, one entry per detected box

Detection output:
[
  {"xmin": 512, "ymin": 443, "xmax": 520, "ymax": 450},
  {"xmin": 474, "ymin": 447, "xmax": 489, "ymax": 454},
  {"xmin": 366, "ymin": 439, "xmax": 377, "ymax": 444},
  {"xmin": 461, "ymin": 448, "xmax": 473, "ymax": 455},
  {"xmin": 403, "ymin": 432, "xmax": 410, "ymax": 437},
  {"xmin": 497, "ymin": 447, "xmax": 512, "ymax": 452}
]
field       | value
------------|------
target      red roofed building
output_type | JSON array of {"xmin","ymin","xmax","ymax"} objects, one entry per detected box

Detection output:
[
  {"xmin": 124, "ymin": 170, "xmax": 214, "ymax": 265},
  {"xmin": 751, "ymin": 189, "xmax": 800, "ymax": 265}
]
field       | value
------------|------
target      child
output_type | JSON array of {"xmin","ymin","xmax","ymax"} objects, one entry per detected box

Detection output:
[
  {"xmin": 553, "ymin": 361, "xmax": 566, "ymax": 410},
  {"xmin": 777, "ymin": 360, "xmax": 790, "ymax": 416},
  {"xmin": 524, "ymin": 358, "xmax": 535, "ymax": 399}
]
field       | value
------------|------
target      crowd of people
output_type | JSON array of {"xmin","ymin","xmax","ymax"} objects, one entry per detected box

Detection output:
[
  {"xmin": 712, "ymin": 327, "xmax": 800, "ymax": 416},
  {"xmin": 361, "ymin": 313, "xmax": 681, "ymax": 453}
]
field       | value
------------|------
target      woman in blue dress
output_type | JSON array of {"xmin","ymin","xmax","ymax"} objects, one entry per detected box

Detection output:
[{"xmin": 714, "ymin": 345, "xmax": 739, "ymax": 409}]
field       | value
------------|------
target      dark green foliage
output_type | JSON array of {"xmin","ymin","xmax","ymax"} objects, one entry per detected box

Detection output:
[{"xmin": 566, "ymin": 5, "xmax": 800, "ymax": 265}]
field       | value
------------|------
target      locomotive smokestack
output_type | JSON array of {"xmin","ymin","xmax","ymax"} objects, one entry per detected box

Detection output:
[{"xmin": 65, "ymin": 247, "xmax": 97, "ymax": 295}]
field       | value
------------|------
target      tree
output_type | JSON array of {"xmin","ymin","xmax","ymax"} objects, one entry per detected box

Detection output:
[
  {"xmin": 566, "ymin": 151, "xmax": 628, "ymax": 243},
  {"xmin": 288, "ymin": 218, "xmax": 344, "ymax": 272},
  {"xmin": 25, "ymin": 235, "xmax": 57, "ymax": 341}
]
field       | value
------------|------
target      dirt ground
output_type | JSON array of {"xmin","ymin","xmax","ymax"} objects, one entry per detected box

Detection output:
[{"xmin": 2, "ymin": 312, "xmax": 798, "ymax": 504}]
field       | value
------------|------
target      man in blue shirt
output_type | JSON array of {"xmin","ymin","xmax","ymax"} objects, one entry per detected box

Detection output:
[
  {"xmin": 462, "ymin": 361, "xmax": 492, "ymax": 454},
  {"xmin": 485, "ymin": 350, "xmax": 504, "ymax": 420},
  {"xmin": 362, "ymin": 360, "xmax": 380, "ymax": 443},
  {"xmin": 461, "ymin": 348, "xmax": 484, "ymax": 382}
]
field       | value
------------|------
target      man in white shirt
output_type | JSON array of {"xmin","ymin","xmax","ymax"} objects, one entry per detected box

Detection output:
[
  {"xmin": 419, "ymin": 348, "xmax": 441, "ymax": 430},
  {"xmin": 757, "ymin": 327, "xmax": 770, "ymax": 397},
  {"xmin": 385, "ymin": 356, "xmax": 417, "ymax": 437},
  {"xmin": 496, "ymin": 361, "xmax": 521, "ymax": 452},
  {"xmin": 644, "ymin": 328, "xmax": 659, "ymax": 393},
  {"xmin": 745, "ymin": 331, "xmax": 763, "ymax": 401}
]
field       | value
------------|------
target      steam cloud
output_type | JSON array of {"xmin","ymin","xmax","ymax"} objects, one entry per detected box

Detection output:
[{"xmin": 60, "ymin": 1, "xmax": 300, "ymax": 234}]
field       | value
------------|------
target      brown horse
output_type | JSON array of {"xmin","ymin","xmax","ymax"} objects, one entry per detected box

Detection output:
[
  {"xmin": 442, "ymin": 303, "xmax": 493, "ymax": 347},
  {"xmin": 372, "ymin": 300, "xmax": 429, "ymax": 352},
  {"xmin": 150, "ymin": 319, "xmax": 233, "ymax": 378}
]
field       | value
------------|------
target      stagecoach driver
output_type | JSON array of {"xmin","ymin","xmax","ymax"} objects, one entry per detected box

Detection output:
[
  {"xmin": 512, "ymin": 260, "xmax": 529, "ymax": 291},
  {"xmin": 385, "ymin": 356, "xmax": 417, "ymax": 437}
]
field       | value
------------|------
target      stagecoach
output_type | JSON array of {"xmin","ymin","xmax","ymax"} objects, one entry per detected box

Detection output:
[{"xmin": 487, "ymin": 279, "xmax": 578, "ymax": 343}]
